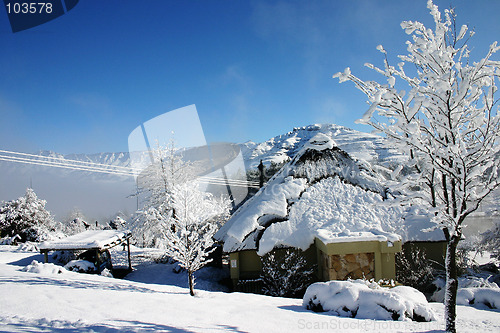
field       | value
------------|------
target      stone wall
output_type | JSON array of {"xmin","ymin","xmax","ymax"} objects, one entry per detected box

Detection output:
[{"xmin": 322, "ymin": 252, "xmax": 374, "ymax": 281}]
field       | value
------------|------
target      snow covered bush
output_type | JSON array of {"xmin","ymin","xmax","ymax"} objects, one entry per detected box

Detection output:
[
  {"xmin": 16, "ymin": 242, "xmax": 39, "ymax": 252},
  {"xmin": 0, "ymin": 234, "xmax": 21, "ymax": 245},
  {"xmin": 260, "ymin": 248, "xmax": 315, "ymax": 298},
  {"xmin": 0, "ymin": 188, "xmax": 57, "ymax": 242},
  {"xmin": 430, "ymin": 276, "xmax": 499, "ymax": 303},
  {"xmin": 64, "ymin": 260, "xmax": 97, "ymax": 273},
  {"xmin": 456, "ymin": 288, "xmax": 500, "ymax": 309},
  {"xmin": 22, "ymin": 260, "xmax": 66, "ymax": 274},
  {"xmin": 303, "ymin": 280, "xmax": 436, "ymax": 322},
  {"xmin": 396, "ymin": 244, "xmax": 436, "ymax": 293}
]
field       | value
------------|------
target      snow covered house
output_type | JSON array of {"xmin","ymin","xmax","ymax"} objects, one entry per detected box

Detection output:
[{"xmin": 215, "ymin": 133, "xmax": 403, "ymax": 289}]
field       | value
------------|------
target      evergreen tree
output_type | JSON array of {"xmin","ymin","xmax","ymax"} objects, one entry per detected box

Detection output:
[{"xmin": 0, "ymin": 188, "xmax": 57, "ymax": 242}]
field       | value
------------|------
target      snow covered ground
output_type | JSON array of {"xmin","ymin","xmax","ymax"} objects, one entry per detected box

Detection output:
[{"xmin": 1, "ymin": 245, "xmax": 499, "ymax": 332}]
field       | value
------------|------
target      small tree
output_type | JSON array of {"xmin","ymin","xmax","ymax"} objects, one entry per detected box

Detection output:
[
  {"xmin": 129, "ymin": 141, "xmax": 194, "ymax": 248},
  {"xmin": 132, "ymin": 141, "xmax": 230, "ymax": 295},
  {"xmin": 0, "ymin": 188, "xmax": 57, "ymax": 242},
  {"xmin": 61, "ymin": 207, "xmax": 89, "ymax": 235},
  {"xmin": 333, "ymin": 1, "xmax": 500, "ymax": 331},
  {"xmin": 163, "ymin": 182, "xmax": 230, "ymax": 296},
  {"xmin": 109, "ymin": 214, "xmax": 127, "ymax": 230},
  {"xmin": 260, "ymin": 248, "xmax": 315, "ymax": 298}
]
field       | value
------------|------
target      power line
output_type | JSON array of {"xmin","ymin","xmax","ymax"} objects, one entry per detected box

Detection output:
[
  {"xmin": 0, "ymin": 149, "xmax": 260, "ymax": 188},
  {"xmin": 0, "ymin": 149, "xmax": 140, "ymax": 173}
]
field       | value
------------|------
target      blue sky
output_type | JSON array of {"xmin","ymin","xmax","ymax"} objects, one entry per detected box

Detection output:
[{"xmin": 1, "ymin": 0, "xmax": 499, "ymax": 154}]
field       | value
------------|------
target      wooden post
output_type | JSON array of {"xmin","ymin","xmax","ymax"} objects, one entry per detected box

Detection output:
[
  {"xmin": 43, "ymin": 251, "xmax": 49, "ymax": 263},
  {"xmin": 258, "ymin": 160, "xmax": 265, "ymax": 188},
  {"xmin": 127, "ymin": 238, "xmax": 132, "ymax": 271},
  {"xmin": 95, "ymin": 249, "xmax": 100, "ymax": 273}
]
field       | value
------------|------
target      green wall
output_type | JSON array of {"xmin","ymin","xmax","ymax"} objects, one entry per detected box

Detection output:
[{"xmin": 230, "ymin": 238, "xmax": 402, "ymax": 285}]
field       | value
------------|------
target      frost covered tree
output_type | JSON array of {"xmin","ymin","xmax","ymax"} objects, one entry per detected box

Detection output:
[
  {"xmin": 129, "ymin": 141, "xmax": 194, "ymax": 248},
  {"xmin": 61, "ymin": 207, "xmax": 90, "ymax": 235},
  {"xmin": 0, "ymin": 188, "xmax": 57, "ymax": 242},
  {"xmin": 139, "ymin": 140, "xmax": 192, "ymax": 211},
  {"xmin": 129, "ymin": 141, "xmax": 230, "ymax": 295},
  {"xmin": 163, "ymin": 182, "xmax": 230, "ymax": 296},
  {"xmin": 333, "ymin": 1, "xmax": 500, "ymax": 331},
  {"xmin": 108, "ymin": 214, "xmax": 127, "ymax": 230}
]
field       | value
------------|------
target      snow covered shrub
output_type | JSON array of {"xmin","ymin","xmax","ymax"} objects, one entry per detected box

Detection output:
[
  {"xmin": 260, "ymin": 248, "xmax": 315, "ymax": 298},
  {"xmin": 64, "ymin": 260, "xmax": 97, "ymax": 273},
  {"xmin": 16, "ymin": 242, "xmax": 39, "ymax": 252},
  {"xmin": 396, "ymin": 244, "xmax": 436, "ymax": 293},
  {"xmin": 430, "ymin": 276, "xmax": 499, "ymax": 303},
  {"xmin": 100, "ymin": 268, "xmax": 113, "ymax": 277},
  {"xmin": 303, "ymin": 280, "xmax": 436, "ymax": 322},
  {"xmin": 457, "ymin": 288, "xmax": 500, "ymax": 309},
  {"xmin": 0, "ymin": 234, "xmax": 21, "ymax": 245},
  {"xmin": 0, "ymin": 188, "xmax": 57, "ymax": 242},
  {"xmin": 22, "ymin": 260, "xmax": 66, "ymax": 274}
]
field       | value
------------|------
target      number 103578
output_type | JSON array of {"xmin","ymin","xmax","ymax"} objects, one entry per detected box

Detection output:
[{"xmin": 6, "ymin": 2, "xmax": 53, "ymax": 14}]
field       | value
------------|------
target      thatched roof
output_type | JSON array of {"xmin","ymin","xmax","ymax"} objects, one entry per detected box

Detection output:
[{"xmin": 215, "ymin": 133, "xmax": 403, "ymax": 255}]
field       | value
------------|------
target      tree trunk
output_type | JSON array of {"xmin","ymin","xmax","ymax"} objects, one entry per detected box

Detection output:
[
  {"xmin": 444, "ymin": 237, "xmax": 459, "ymax": 333},
  {"xmin": 188, "ymin": 270, "xmax": 195, "ymax": 296}
]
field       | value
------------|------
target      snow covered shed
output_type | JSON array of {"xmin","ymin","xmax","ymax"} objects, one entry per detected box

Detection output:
[
  {"xmin": 39, "ymin": 230, "xmax": 132, "ymax": 273},
  {"xmin": 215, "ymin": 133, "xmax": 402, "ymax": 288}
]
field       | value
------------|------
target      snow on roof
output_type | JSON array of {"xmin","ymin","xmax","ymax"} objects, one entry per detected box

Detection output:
[
  {"xmin": 215, "ymin": 134, "xmax": 403, "ymax": 255},
  {"xmin": 241, "ymin": 123, "xmax": 406, "ymax": 170},
  {"xmin": 301, "ymin": 132, "xmax": 336, "ymax": 151},
  {"xmin": 257, "ymin": 176, "xmax": 401, "ymax": 255},
  {"xmin": 39, "ymin": 230, "xmax": 132, "ymax": 251},
  {"xmin": 398, "ymin": 207, "xmax": 446, "ymax": 242}
]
